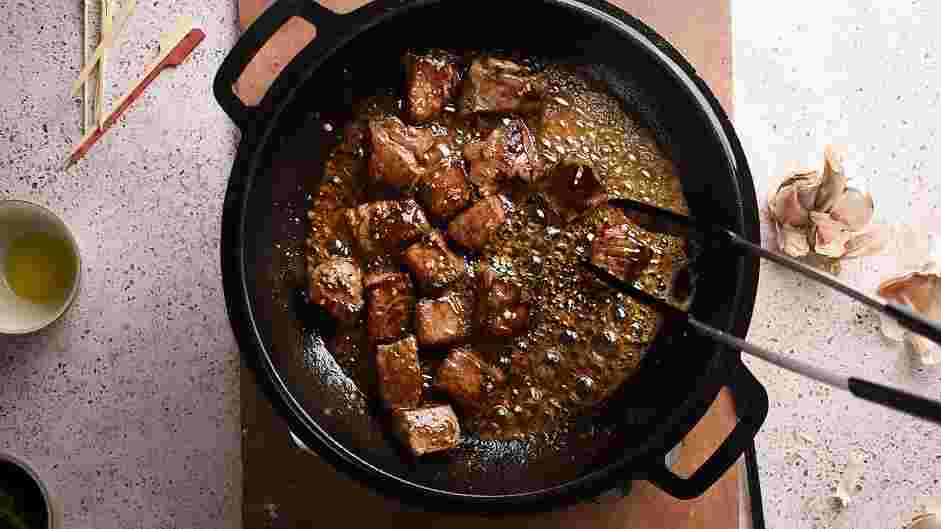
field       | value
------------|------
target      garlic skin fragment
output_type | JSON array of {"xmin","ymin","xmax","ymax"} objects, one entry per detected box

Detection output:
[
  {"xmin": 814, "ymin": 145, "xmax": 848, "ymax": 213},
  {"xmin": 831, "ymin": 451, "xmax": 865, "ymax": 510},
  {"xmin": 907, "ymin": 496, "xmax": 941, "ymax": 529},
  {"xmin": 843, "ymin": 225, "xmax": 889, "ymax": 258},
  {"xmin": 909, "ymin": 513, "xmax": 941, "ymax": 529},
  {"xmin": 877, "ymin": 264, "xmax": 941, "ymax": 367},
  {"xmin": 776, "ymin": 222, "xmax": 810, "ymax": 257},
  {"xmin": 830, "ymin": 188, "xmax": 875, "ymax": 231}
]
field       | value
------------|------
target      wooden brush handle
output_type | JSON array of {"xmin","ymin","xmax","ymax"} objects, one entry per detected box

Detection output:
[{"xmin": 68, "ymin": 29, "xmax": 205, "ymax": 167}]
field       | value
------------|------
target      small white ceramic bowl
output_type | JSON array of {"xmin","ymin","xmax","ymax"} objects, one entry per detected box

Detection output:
[{"xmin": 0, "ymin": 200, "xmax": 81, "ymax": 335}]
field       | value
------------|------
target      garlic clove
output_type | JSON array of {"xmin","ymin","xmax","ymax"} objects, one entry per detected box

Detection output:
[
  {"xmin": 811, "ymin": 211, "xmax": 853, "ymax": 258},
  {"xmin": 770, "ymin": 183, "xmax": 810, "ymax": 227},
  {"xmin": 830, "ymin": 187, "xmax": 875, "ymax": 231},
  {"xmin": 770, "ymin": 172, "xmax": 818, "ymax": 227},
  {"xmin": 843, "ymin": 224, "xmax": 888, "ymax": 259},
  {"xmin": 776, "ymin": 222, "xmax": 810, "ymax": 257},
  {"xmin": 814, "ymin": 145, "xmax": 848, "ymax": 213},
  {"xmin": 794, "ymin": 171, "xmax": 821, "ymax": 211}
]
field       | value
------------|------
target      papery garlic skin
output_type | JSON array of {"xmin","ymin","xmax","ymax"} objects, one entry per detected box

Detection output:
[
  {"xmin": 814, "ymin": 145, "xmax": 848, "ymax": 213},
  {"xmin": 876, "ymin": 235, "xmax": 941, "ymax": 367}
]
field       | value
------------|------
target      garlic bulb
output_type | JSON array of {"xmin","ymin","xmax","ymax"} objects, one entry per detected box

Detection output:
[{"xmin": 767, "ymin": 145, "xmax": 883, "ymax": 261}]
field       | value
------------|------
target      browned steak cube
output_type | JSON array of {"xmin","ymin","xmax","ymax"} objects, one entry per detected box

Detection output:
[
  {"xmin": 415, "ymin": 291, "xmax": 472, "ymax": 349},
  {"xmin": 344, "ymin": 199, "xmax": 431, "ymax": 258},
  {"xmin": 306, "ymin": 147, "xmax": 365, "ymax": 263},
  {"xmin": 365, "ymin": 272, "xmax": 416, "ymax": 344},
  {"xmin": 591, "ymin": 222, "xmax": 653, "ymax": 282},
  {"xmin": 489, "ymin": 304, "xmax": 530, "ymax": 338},
  {"xmin": 543, "ymin": 161, "xmax": 608, "ymax": 222},
  {"xmin": 403, "ymin": 232, "xmax": 466, "ymax": 292},
  {"xmin": 338, "ymin": 118, "xmax": 369, "ymax": 156},
  {"xmin": 376, "ymin": 335, "xmax": 422, "ymax": 409},
  {"xmin": 447, "ymin": 195, "xmax": 507, "ymax": 252},
  {"xmin": 435, "ymin": 348, "xmax": 506, "ymax": 410},
  {"xmin": 307, "ymin": 257, "xmax": 364, "ymax": 325},
  {"xmin": 463, "ymin": 118, "xmax": 542, "ymax": 195},
  {"xmin": 416, "ymin": 157, "xmax": 472, "ymax": 221},
  {"xmin": 477, "ymin": 265, "xmax": 530, "ymax": 338},
  {"xmin": 404, "ymin": 50, "xmax": 462, "ymax": 123},
  {"xmin": 392, "ymin": 404, "xmax": 461, "ymax": 456},
  {"xmin": 368, "ymin": 116, "xmax": 436, "ymax": 189},
  {"xmin": 459, "ymin": 57, "xmax": 544, "ymax": 115}
]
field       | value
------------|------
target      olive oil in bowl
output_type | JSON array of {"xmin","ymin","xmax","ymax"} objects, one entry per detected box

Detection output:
[
  {"xmin": 0, "ymin": 200, "xmax": 81, "ymax": 335},
  {"xmin": 4, "ymin": 232, "xmax": 78, "ymax": 305}
]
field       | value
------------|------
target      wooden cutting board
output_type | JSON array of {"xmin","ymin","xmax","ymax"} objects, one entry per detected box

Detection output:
[{"xmin": 237, "ymin": 2, "xmax": 743, "ymax": 528}]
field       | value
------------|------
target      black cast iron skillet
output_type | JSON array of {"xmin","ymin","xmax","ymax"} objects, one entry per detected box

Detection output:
[{"xmin": 214, "ymin": 0, "xmax": 769, "ymax": 511}]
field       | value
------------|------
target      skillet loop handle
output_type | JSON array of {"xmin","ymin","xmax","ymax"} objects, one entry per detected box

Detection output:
[
  {"xmin": 213, "ymin": 0, "xmax": 341, "ymax": 131},
  {"xmin": 646, "ymin": 360, "xmax": 768, "ymax": 500}
]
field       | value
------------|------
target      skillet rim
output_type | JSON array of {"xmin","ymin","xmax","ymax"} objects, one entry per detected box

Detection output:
[{"xmin": 218, "ymin": 0, "xmax": 763, "ymax": 510}]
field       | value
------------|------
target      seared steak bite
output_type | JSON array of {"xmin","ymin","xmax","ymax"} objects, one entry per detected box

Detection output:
[
  {"xmin": 403, "ymin": 232, "xmax": 466, "ymax": 292},
  {"xmin": 435, "ymin": 348, "xmax": 505, "ymax": 410},
  {"xmin": 307, "ymin": 257, "xmax": 365, "ymax": 325},
  {"xmin": 404, "ymin": 50, "xmax": 462, "ymax": 123},
  {"xmin": 365, "ymin": 272, "xmax": 416, "ymax": 344},
  {"xmin": 415, "ymin": 290, "xmax": 473, "ymax": 349},
  {"xmin": 305, "ymin": 51, "xmax": 684, "ymax": 451},
  {"xmin": 477, "ymin": 264, "xmax": 530, "ymax": 338},
  {"xmin": 338, "ymin": 119, "xmax": 369, "ymax": 156},
  {"xmin": 459, "ymin": 57, "xmax": 545, "ymax": 115},
  {"xmin": 392, "ymin": 404, "xmax": 461, "ymax": 456},
  {"xmin": 376, "ymin": 335, "xmax": 422, "ymax": 409},
  {"xmin": 464, "ymin": 118, "xmax": 542, "ymax": 194},
  {"xmin": 344, "ymin": 199, "xmax": 431, "ymax": 258},
  {"xmin": 591, "ymin": 222, "xmax": 653, "ymax": 282},
  {"xmin": 368, "ymin": 116, "xmax": 436, "ymax": 189},
  {"xmin": 416, "ymin": 156, "xmax": 472, "ymax": 221},
  {"xmin": 447, "ymin": 195, "xmax": 508, "ymax": 252},
  {"xmin": 542, "ymin": 161, "xmax": 608, "ymax": 222}
]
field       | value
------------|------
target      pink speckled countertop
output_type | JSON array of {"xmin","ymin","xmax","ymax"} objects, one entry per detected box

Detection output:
[{"xmin": 0, "ymin": 1, "xmax": 241, "ymax": 528}]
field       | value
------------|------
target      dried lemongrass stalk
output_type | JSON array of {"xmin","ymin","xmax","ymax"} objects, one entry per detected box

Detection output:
[
  {"xmin": 96, "ymin": 0, "xmax": 113, "ymax": 129},
  {"xmin": 82, "ymin": 0, "xmax": 103, "ymax": 133}
]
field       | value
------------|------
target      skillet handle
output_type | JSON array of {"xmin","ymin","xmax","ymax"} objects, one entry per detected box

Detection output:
[
  {"xmin": 213, "ymin": 0, "xmax": 341, "ymax": 131},
  {"xmin": 645, "ymin": 360, "xmax": 768, "ymax": 500}
]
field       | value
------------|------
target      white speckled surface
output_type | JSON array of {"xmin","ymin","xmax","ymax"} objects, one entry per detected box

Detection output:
[
  {"xmin": 734, "ymin": 1, "xmax": 941, "ymax": 528},
  {"xmin": 0, "ymin": 1, "xmax": 241, "ymax": 528}
]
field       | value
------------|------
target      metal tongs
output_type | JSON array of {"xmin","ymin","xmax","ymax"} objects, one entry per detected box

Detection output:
[{"xmin": 585, "ymin": 197, "xmax": 941, "ymax": 425}]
